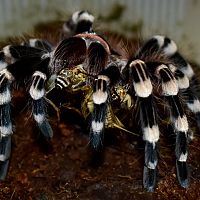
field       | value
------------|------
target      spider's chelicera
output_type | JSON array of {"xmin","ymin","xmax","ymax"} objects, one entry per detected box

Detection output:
[{"xmin": 0, "ymin": 10, "xmax": 199, "ymax": 192}]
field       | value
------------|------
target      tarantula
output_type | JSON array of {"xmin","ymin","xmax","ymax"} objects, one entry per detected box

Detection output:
[{"xmin": 0, "ymin": 10, "xmax": 199, "ymax": 192}]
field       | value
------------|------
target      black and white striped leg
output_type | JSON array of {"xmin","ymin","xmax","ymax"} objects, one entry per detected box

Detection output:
[
  {"xmin": 140, "ymin": 96, "xmax": 159, "ymax": 192},
  {"xmin": 167, "ymin": 95, "xmax": 189, "ymax": 187},
  {"xmin": 156, "ymin": 64, "xmax": 189, "ymax": 187},
  {"xmin": 183, "ymin": 83, "xmax": 200, "ymax": 130},
  {"xmin": 90, "ymin": 75, "xmax": 109, "ymax": 150},
  {"xmin": 0, "ymin": 137, "xmax": 11, "ymax": 180},
  {"xmin": 168, "ymin": 65, "xmax": 196, "ymax": 140},
  {"xmin": 179, "ymin": 71, "xmax": 200, "ymax": 131},
  {"xmin": 89, "ymin": 62, "xmax": 120, "ymax": 150},
  {"xmin": 129, "ymin": 59, "xmax": 159, "ymax": 191},
  {"xmin": 141, "ymin": 35, "xmax": 200, "ymax": 131},
  {"xmin": 168, "ymin": 64, "xmax": 189, "ymax": 90},
  {"xmin": 0, "ymin": 69, "xmax": 14, "ymax": 179},
  {"xmin": 29, "ymin": 71, "xmax": 53, "ymax": 139},
  {"xmin": 159, "ymin": 36, "xmax": 200, "ymax": 131}
]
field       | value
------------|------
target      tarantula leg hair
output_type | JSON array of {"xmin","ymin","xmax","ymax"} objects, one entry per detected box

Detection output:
[
  {"xmin": 156, "ymin": 35, "xmax": 200, "ymax": 131},
  {"xmin": 128, "ymin": 59, "xmax": 158, "ymax": 191},
  {"xmin": 0, "ymin": 136, "xmax": 11, "ymax": 180},
  {"xmin": 90, "ymin": 64, "xmax": 120, "ymax": 150},
  {"xmin": 168, "ymin": 64, "xmax": 189, "ymax": 90},
  {"xmin": 0, "ymin": 46, "xmax": 51, "ymax": 177},
  {"xmin": 1, "ymin": 45, "xmax": 47, "ymax": 63},
  {"xmin": 137, "ymin": 35, "xmax": 200, "ymax": 131},
  {"xmin": 167, "ymin": 96, "xmax": 189, "ymax": 187},
  {"xmin": 129, "ymin": 59, "xmax": 152, "ymax": 98},
  {"xmin": 0, "ymin": 45, "xmax": 46, "ymax": 143},
  {"xmin": 0, "ymin": 69, "xmax": 14, "ymax": 180},
  {"xmin": 29, "ymin": 70, "xmax": 53, "ymax": 139},
  {"xmin": 183, "ymin": 72, "xmax": 200, "ymax": 129},
  {"xmin": 150, "ymin": 35, "xmax": 194, "ymax": 79},
  {"xmin": 87, "ymin": 38, "xmax": 115, "ymax": 149},
  {"xmin": 155, "ymin": 63, "xmax": 189, "ymax": 187},
  {"xmin": 90, "ymin": 75, "xmax": 109, "ymax": 150},
  {"xmin": 62, "ymin": 10, "xmax": 94, "ymax": 38},
  {"xmin": 136, "ymin": 35, "xmax": 194, "ymax": 79},
  {"xmin": 0, "ymin": 44, "xmax": 52, "ymax": 178},
  {"xmin": 0, "ymin": 52, "xmax": 8, "ymax": 71},
  {"xmin": 140, "ymin": 96, "xmax": 159, "ymax": 192},
  {"xmin": 0, "ymin": 69, "xmax": 14, "ymax": 138},
  {"xmin": 21, "ymin": 38, "xmax": 53, "ymax": 52}
]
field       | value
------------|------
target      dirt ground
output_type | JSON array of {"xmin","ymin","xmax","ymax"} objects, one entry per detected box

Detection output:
[
  {"xmin": 0, "ymin": 88, "xmax": 200, "ymax": 200},
  {"xmin": 1, "ymin": 21, "xmax": 200, "ymax": 200}
]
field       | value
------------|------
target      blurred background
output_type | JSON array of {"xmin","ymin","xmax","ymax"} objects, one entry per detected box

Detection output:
[{"xmin": 0, "ymin": 0, "xmax": 199, "ymax": 63}]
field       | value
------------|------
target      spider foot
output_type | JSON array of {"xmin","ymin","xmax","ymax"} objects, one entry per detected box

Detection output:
[
  {"xmin": 37, "ymin": 120, "xmax": 53, "ymax": 140},
  {"xmin": 89, "ymin": 130, "xmax": 104, "ymax": 150},
  {"xmin": 194, "ymin": 112, "xmax": 200, "ymax": 131},
  {"xmin": 0, "ymin": 160, "xmax": 10, "ymax": 180},
  {"xmin": 143, "ymin": 166, "xmax": 156, "ymax": 192},
  {"xmin": 0, "ymin": 136, "xmax": 11, "ymax": 162},
  {"xmin": 0, "ymin": 136, "xmax": 11, "ymax": 180},
  {"xmin": 176, "ymin": 160, "xmax": 189, "ymax": 188}
]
